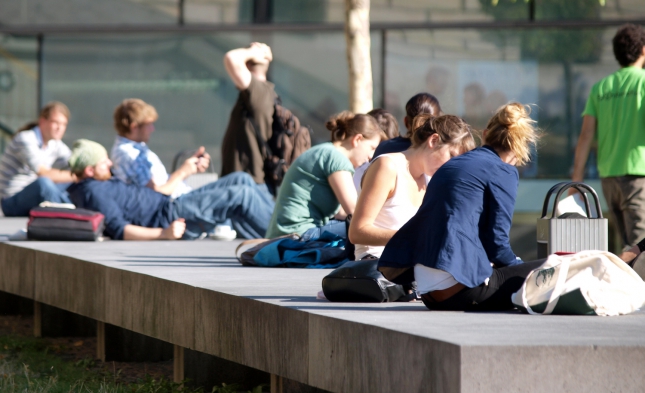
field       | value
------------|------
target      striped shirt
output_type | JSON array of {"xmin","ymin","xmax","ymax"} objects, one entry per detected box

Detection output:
[
  {"xmin": 0, "ymin": 127, "xmax": 71, "ymax": 199},
  {"xmin": 110, "ymin": 136, "xmax": 192, "ymax": 199}
]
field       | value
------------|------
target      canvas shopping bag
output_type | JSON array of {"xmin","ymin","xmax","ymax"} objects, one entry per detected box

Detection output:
[{"xmin": 512, "ymin": 250, "xmax": 645, "ymax": 316}]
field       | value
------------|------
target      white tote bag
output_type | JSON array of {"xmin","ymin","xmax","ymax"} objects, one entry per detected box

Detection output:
[{"xmin": 512, "ymin": 250, "xmax": 645, "ymax": 316}]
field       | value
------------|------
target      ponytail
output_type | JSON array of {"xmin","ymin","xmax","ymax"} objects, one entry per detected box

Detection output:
[{"xmin": 484, "ymin": 103, "xmax": 539, "ymax": 166}]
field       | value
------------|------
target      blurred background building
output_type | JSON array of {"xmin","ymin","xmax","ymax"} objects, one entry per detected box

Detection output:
[{"xmin": 1, "ymin": 0, "xmax": 644, "ymax": 257}]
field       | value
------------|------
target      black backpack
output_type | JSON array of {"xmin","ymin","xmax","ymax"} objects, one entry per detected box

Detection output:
[{"xmin": 322, "ymin": 259, "xmax": 414, "ymax": 303}]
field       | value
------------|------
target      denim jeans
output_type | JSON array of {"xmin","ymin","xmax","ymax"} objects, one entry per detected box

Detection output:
[
  {"xmin": 1, "ymin": 177, "xmax": 71, "ymax": 217},
  {"xmin": 171, "ymin": 171, "xmax": 275, "ymax": 240},
  {"xmin": 300, "ymin": 219, "xmax": 347, "ymax": 242}
]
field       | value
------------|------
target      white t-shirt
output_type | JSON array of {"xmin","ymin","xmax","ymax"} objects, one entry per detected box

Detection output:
[
  {"xmin": 110, "ymin": 136, "xmax": 192, "ymax": 199},
  {"xmin": 0, "ymin": 128, "xmax": 71, "ymax": 199},
  {"xmin": 414, "ymin": 264, "xmax": 459, "ymax": 294}
]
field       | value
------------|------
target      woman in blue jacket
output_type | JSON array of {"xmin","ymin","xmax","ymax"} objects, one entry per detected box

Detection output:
[{"xmin": 378, "ymin": 102, "xmax": 542, "ymax": 311}]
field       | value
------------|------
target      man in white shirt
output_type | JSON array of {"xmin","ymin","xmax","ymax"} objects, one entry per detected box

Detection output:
[
  {"xmin": 0, "ymin": 101, "xmax": 74, "ymax": 216},
  {"xmin": 110, "ymin": 98, "xmax": 210, "ymax": 199}
]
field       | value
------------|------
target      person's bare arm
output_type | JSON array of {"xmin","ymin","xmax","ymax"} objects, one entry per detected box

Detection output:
[
  {"xmin": 620, "ymin": 245, "xmax": 640, "ymax": 264},
  {"xmin": 348, "ymin": 158, "xmax": 398, "ymax": 246},
  {"xmin": 122, "ymin": 219, "xmax": 186, "ymax": 240},
  {"xmin": 223, "ymin": 43, "xmax": 272, "ymax": 90},
  {"xmin": 569, "ymin": 115, "xmax": 597, "ymax": 195},
  {"xmin": 37, "ymin": 167, "xmax": 75, "ymax": 183},
  {"xmin": 147, "ymin": 153, "xmax": 202, "ymax": 196},
  {"xmin": 328, "ymin": 171, "xmax": 357, "ymax": 220}
]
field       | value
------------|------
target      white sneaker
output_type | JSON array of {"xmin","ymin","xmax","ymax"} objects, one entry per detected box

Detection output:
[{"xmin": 209, "ymin": 224, "xmax": 237, "ymax": 241}]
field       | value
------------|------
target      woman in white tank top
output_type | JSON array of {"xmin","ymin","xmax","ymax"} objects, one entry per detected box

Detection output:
[{"xmin": 349, "ymin": 114, "xmax": 475, "ymax": 260}]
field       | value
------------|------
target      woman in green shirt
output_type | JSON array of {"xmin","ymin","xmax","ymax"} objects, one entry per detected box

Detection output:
[{"xmin": 266, "ymin": 111, "xmax": 384, "ymax": 240}]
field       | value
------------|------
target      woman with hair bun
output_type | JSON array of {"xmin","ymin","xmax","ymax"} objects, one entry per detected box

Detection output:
[
  {"xmin": 373, "ymin": 92, "xmax": 442, "ymax": 157},
  {"xmin": 266, "ymin": 111, "xmax": 384, "ymax": 240},
  {"xmin": 378, "ymin": 102, "xmax": 543, "ymax": 311},
  {"xmin": 349, "ymin": 114, "xmax": 475, "ymax": 260}
]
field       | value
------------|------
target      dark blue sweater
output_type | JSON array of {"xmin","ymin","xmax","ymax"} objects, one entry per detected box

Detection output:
[
  {"xmin": 373, "ymin": 136, "xmax": 412, "ymax": 158},
  {"xmin": 379, "ymin": 146, "xmax": 521, "ymax": 288},
  {"xmin": 68, "ymin": 178, "xmax": 173, "ymax": 240}
]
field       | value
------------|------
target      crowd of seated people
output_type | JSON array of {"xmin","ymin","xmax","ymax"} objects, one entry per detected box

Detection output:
[
  {"xmin": 349, "ymin": 113, "xmax": 475, "ymax": 261},
  {"xmin": 378, "ymin": 103, "xmax": 542, "ymax": 311},
  {"xmin": 3, "ymin": 35, "xmax": 643, "ymax": 315}
]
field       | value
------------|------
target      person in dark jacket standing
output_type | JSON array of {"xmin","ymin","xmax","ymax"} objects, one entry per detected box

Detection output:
[
  {"xmin": 221, "ymin": 42, "xmax": 276, "ymax": 187},
  {"xmin": 378, "ymin": 102, "xmax": 542, "ymax": 311}
]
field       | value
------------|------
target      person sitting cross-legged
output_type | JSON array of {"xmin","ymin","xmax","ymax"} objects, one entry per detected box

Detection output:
[
  {"xmin": 67, "ymin": 139, "xmax": 274, "ymax": 240},
  {"xmin": 0, "ymin": 101, "xmax": 75, "ymax": 216}
]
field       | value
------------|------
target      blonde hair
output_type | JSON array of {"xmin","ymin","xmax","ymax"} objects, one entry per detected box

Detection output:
[
  {"xmin": 485, "ymin": 103, "xmax": 539, "ymax": 166},
  {"xmin": 411, "ymin": 114, "xmax": 475, "ymax": 153},
  {"xmin": 325, "ymin": 111, "xmax": 384, "ymax": 142},
  {"xmin": 113, "ymin": 98, "xmax": 159, "ymax": 137}
]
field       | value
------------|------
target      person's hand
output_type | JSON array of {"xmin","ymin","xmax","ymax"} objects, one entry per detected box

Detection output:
[
  {"xmin": 192, "ymin": 146, "xmax": 210, "ymax": 173},
  {"xmin": 249, "ymin": 42, "xmax": 272, "ymax": 63},
  {"xmin": 161, "ymin": 218, "xmax": 186, "ymax": 240},
  {"xmin": 179, "ymin": 156, "xmax": 199, "ymax": 177}
]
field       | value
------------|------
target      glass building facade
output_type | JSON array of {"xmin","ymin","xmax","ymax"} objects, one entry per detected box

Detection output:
[{"xmin": 0, "ymin": 0, "xmax": 644, "ymax": 179}]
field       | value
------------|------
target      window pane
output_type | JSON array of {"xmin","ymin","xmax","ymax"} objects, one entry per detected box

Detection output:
[
  {"xmin": 185, "ymin": 0, "xmax": 532, "ymax": 25},
  {"xmin": 536, "ymin": 0, "xmax": 645, "ymax": 21},
  {"xmin": 271, "ymin": 31, "xmax": 382, "ymax": 144},
  {"xmin": 367, "ymin": 0, "xmax": 528, "ymax": 23},
  {"xmin": 385, "ymin": 27, "xmax": 616, "ymax": 179},
  {"xmin": 42, "ymin": 33, "xmax": 246, "ymax": 172},
  {"xmin": 0, "ymin": 0, "xmax": 179, "ymax": 26},
  {"xmin": 0, "ymin": 34, "xmax": 38, "ymax": 133},
  {"xmin": 184, "ymin": 0, "xmax": 247, "ymax": 24},
  {"xmin": 41, "ymin": 32, "xmax": 369, "ymax": 171}
]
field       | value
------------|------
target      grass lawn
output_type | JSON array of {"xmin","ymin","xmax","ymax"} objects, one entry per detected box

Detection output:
[{"xmin": 0, "ymin": 317, "xmax": 266, "ymax": 393}]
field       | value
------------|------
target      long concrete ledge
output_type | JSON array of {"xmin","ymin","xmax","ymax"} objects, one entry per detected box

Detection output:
[{"xmin": 0, "ymin": 218, "xmax": 644, "ymax": 392}]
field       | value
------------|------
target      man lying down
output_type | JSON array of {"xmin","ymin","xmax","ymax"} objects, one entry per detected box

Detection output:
[{"xmin": 66, "ymin": 139, "xmax": 274, "ymax": 240}]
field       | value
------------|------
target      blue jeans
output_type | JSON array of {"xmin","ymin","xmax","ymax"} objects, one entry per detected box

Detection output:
[
  {"xmin": 300, "ymin": 219, "xmax": 347, "ymax": 242},
  {"xmin": 1, "ymin": 177, "xmax": 71, "ymax": 217},
  {"xmin": 171, "ymin": 172, "xmax": 275, "ymax": 240}
]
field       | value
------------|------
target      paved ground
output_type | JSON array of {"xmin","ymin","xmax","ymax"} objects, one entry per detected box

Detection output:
[
  {"xmin": 2, "ymin": 217, "xmax": 644, "ymax": 348},
  {"xmin": 3, "ymin": 217, "xmax": 645, "ymax": 392}
]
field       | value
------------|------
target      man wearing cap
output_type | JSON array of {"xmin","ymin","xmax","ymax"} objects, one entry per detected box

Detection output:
[{"xmin": 67, "ymin": 139, "xmax": 274, "ymax": 240}]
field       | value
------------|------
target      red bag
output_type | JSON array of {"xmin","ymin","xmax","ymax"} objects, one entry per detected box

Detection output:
[{"xmin": 28, "ymin": 207, "xmax": 105, "ymax": 241}]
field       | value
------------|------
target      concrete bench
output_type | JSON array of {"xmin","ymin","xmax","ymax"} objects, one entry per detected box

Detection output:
[{"xmin": 0, "ymin": 217, "xmax": 643, "ymax": 393}]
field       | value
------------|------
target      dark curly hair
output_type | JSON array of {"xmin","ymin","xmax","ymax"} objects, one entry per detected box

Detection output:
[{"xmin": 612, "ymin": 24, "xmax": 645, "ymax": 67}]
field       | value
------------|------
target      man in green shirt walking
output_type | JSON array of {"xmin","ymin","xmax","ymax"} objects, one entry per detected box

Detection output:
[{"xmin": 572, "ymin": 24, "xmax": 645, "ymax": 254}]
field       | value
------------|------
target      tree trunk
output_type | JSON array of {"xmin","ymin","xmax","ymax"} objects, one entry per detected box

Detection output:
[{"xmin": 345, "ymin": 0, "xmax": 373, "ymax": 114}]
